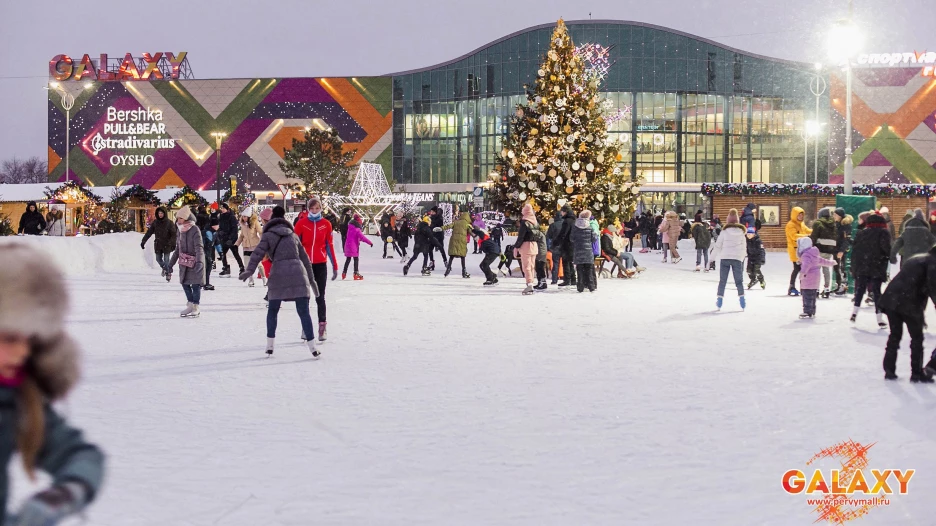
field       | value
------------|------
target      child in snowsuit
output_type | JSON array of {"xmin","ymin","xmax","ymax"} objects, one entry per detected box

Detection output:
[
  {"xmin": 0, "ymin": 243, "xmax": 106, "ymax": 525},
  {"xmin": 499, "ymin": 244, "xmax": 516, "ymax": 277},
  {"xmin": 796, "ymin": 237, "xmax": 838, "ymax": 319},
  {"xmin": 474, "ymin": 228, "xmax": 501, "ymax": 285},
  {"xmin": 342, "ymin": 214, "xmax": 373, "ymax": 280},
  {"xmin": 571, "ymin": 210, "xmax": 599, "ymax": 292},
  {"xmin": 745, "ymin": 226, "xmax": 766, "ymax": 289},
  {"xmin": 878, "ymin": 246, "xmax": 936, "ymax": 381}
]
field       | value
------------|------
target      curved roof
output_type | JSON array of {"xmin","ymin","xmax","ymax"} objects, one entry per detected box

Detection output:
[{"xmin": 386, "ymin": 19, "xmax": 808, "ymax": 76}]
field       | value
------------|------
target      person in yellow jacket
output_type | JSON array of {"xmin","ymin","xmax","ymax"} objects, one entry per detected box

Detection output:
[{"xmin": 786, "ymin": 206, "xmax": 813, "ymax": 296}]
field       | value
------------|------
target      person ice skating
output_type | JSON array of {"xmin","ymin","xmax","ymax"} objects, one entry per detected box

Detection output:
[
  {"xmin": 490, "ymin": 221, "xmax": 505, "ymax": 248},
  {"xmin": 17, "ymin": 202, "xmax": 46, "ymax": 236},
  {"xmin": 810, "ymin": 208, "xmax": 839, "ymax": 298},
  {"xmin": 379, "ymin": 212, "xmax": 402, "ymax": 259},
  {"xmin": 239, "ymin": 206, "xmax": 321, "ymax": 358},
  {"xmin": 533, "ymin": 220, "xmax": 549, "ymax": 289},
  {"xmin": 880, "ymin": 206, "xmax": 896, "ymax": 241},
  {"xmin": 395, "ymin": 212, "xmax": 411, "ymax": 258},
  {"xmin": 554, "ymin": 204, "xmax": 577, "ymax": 287},
  {"xmin": 898, "ymin": 209, "xmax": 913, "ymax": 237},
  {"xmin": 571, "ymin": 210, "xmax": 598, "ymax": 293},
  {"xmin": 337, "ymin": 207, "xmax": 352, "ymax": 249},
  {"xmin": 342, "ymin": 214, "xmax": 373, "ymax": 280},
  {"xmin": 0, "ymin": 243, "xmax": 105, "ymax": 525},
  {"xmin": 658, "ymin": 211, "xmax": 682, "ymax": 263},
  {"xmin": 796, "ymin": 237, "xmax": 837, "ymax": 319},
  {"xmin": 711, "ymin": 209, "xmax": 747, "ymax": 311},
  {"xmin": 427, "ymin": 207, "xmax": 447, "ymax": 270},
  {"xmin": 294, "ymin": 196, "xmax": 336, "ymax": 342},
  {"xmin": 745, "ymin": 226, "xmax": 766, "ymax": 289},
  {"xmin": 691, "ymin": 215, "xmax": 712, "ymax": 272},
  {"xmin": 785, "ymin": 206, "xmax": 812, "ymax": 296},
  {"xmin": 890, "ymin": 209, "xmax": 935, "ymax": 269},
  {"xmin": 833, "ymin": 208, "xmax": 854, "ymax": 295},
  {"xmin": 235, "ymin": 208, "xmax": 264, "ymax": 287},
  {"xmin": 513, "ymin": 204, "xmax": 540, "ymax": 294},
  {"xmin": 474, "ymin": 227, "xmax": 501, "ymax": 285},
  {"xmin": 217, "ymin": 203, "xmax": 244, "ymax": 278},
  {"xmin": 878, "ymin": 246, "xmax": 936, "ymax": 381},
  {"xmin": 638, "ymin": 211, "xmax": 652, "ymax": 253},
  {"xmin": 471, "ymin": 213, "xmax": 486, "ymax": 254},
  {"xmin": 442, "ymin": 211, "xmax": 474, "ymax": 278},
  {"xmin": 850, "ymin": 211, "xmax": 891, "ymax": 325},
  {"xmin": 195, "ymin": 206, "xmax": 215, "ymax": 291},
  {"xmin": 167, "ymin": 206, "xmax": 205, "ymax": 318},
  {"xmin": 404, "ymin": 217, "xmax": 444, "ymax": 276},
  {"xmin": 622, "ymin": 216, "xmax": 637, "ymax": 252},
  {"xmin": 141, "ymin": 206, "xmax": 178, "ymax": 282}
]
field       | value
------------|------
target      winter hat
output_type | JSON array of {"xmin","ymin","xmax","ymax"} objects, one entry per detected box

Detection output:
[
  {"xmin": 240, "ymin": 208, "xmax": 253, "ymax": 218},
  {"xmin": 422, "ymin": 216, "xmax": 431, "ymax": 224},
  {"xmin": 818, "ymin": 208, "xmax": 831, "ymax": 219},
  {"xmin": 880, "ymin": 206, "xmax": 889, "ymax": 215},
  {"xmin": 176, "ymin": 205, "xmax": 194, "ymax": 222},
  {"xmin": 258, "ymin": 208, "xmax": 273, "ymax": 222},
  {"xmin": 521, "ymin": 204, "xmax": 537, "ymax": 224},
  {"xmin": 914, "ymin": 208, "xmax": 926, "ymax": 222},
  {"xmin": 797, "ymin": 236, "xmax": 813, "ymax": 256},
  {"xmin": 352, "ymin": 213, "xmax": 362, "ymax": 223},
  {"xmin": 306, "ymin": 196, "xmax": 321, "ymax": 209},
  {"xmin": 578, "ymin": 210, "xmax": 592, "ymax": 219},
  {"xmin": 746, "ymin": 226, "xmax": 756, "ymax": 234},
  {"xmin": 271, "ymin": 206, "xmax": 286, "ymax": 219},
  {"xmin": 0, "ymin": 243, "xmax": 80, "ymax": 400},
  {"xmin": 221, "ymin": 203, "xmax": 231, "ymax": 212},
  {"xmin": 726, "ymin": 208, "xmax": 739, "ymax": 224},
  {"xmin": 834, "ymin": 207, "xmax": 846, "ymax": 219}
]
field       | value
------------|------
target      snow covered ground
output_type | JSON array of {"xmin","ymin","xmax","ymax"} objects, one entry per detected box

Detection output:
[{"xmin": 4, "ymin": 234, "xmax": 936, "ymax": 525}]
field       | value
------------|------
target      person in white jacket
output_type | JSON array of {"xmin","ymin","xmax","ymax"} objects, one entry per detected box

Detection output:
[
  {"xmin": 711, "ymin": 208, "xmax": 748, "ymax": 311},
  {"xmin": 46, "ymin": 209, "xmax": 66, "ymax": 236}
]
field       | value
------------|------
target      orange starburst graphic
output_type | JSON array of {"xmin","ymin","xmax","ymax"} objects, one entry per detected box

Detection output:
[{"xmin": 805, "ymin": 440, "xmax": 881, "ymax": 525}]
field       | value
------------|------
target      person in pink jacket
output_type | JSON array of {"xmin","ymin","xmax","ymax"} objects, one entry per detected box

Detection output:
[
  {"xmin": 657, "ymin": 210, "xmax": 682, "ymax": 263},
  {"xmin": 342, "ymin": 214, "xmax": 373, "ymax": 280},
  {"xmin": 796, "ymin": 237, "xmax": 837, "ymax": 319}
]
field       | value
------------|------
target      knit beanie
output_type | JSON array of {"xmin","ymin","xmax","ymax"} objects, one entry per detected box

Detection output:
[
  {"xmin": 176, "ymin": 206, "xmax": 193, "ymax": 222},
  {"xmin": 818, "ymin": 208, "xmax": 831, "ymax": 219},
  {"xmin": 834, "ymin": 208, "xmax": 846, "ymax": 219},
  {"xmin": 272, "ymin": 206, "xmax": 286, "ymax": 219},
  {"xmin": 258, "ymin": 208, "xmax": 273, "ymax": 222},
  {"xmin": 797, "ymin": 236, "xmax": 813, "ymax": 256},
  {"xmin": 240, "ymin": 208, "xmax": 253, "ymax": 218}
]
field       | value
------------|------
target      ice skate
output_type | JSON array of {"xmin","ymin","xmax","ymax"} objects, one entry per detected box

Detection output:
[
  {"xmin": 248, "ymin": 276, "xmax": 255, "ymax": 287},
  {"xmin": 534, "ymin": 279, "xmax": 547, "ymax": 290},
  {"xmin": 760, "ymin": 279, "xmax": 766, "ymax": 289},
  {"xmin": 740, "ymin": 296, "xmax": 746, "ymax": 311},
  {"xmin": 910, "ymin": 373, "xmax": 934, "ymax": 383},
  {"xmin": 444, "ymin": 266, "xmax": 452, "ymax": 277},
  {"xmin": 715, "ymin": 296, "xmax": 723, "ymax": 311},
  {"xmin": 624, "ymin": 268, "xmax": 637, "ymax": 278},
  {"xmin": 161, "ymin": 268, "xmax": 166, "ymax": 277},
  {"xmin": 165, "ymin": 273, "xmax": 172, "ymax": 282},
  {"xmin": 266, "ymin": 338, "xmax": 275, "ymax": 357},
  {"xmin": 821, "ymin": 289, "xmax": 831, "ymax": 299},
  {"xmin": 318, "ymin": 322, "xmax": 327, "ymax": 343},
  {"xmin": 403, "ymin": 264, "xmax": 410, "ymax": 276},
  {"xmin": 850, "ymin": 306, "xmax": 859, "ymax": 323},
  {"xmin": 876, "ymin": 312, "xmax": 887, "ymax": 329},
  {"xmin": 342, "ymin": 273, "xmax": 347, "ymax": 280},
  {"xmin": 203, "ymin": 284, "xmax": 215, "ymax": 291},
  {"xmin": 799, "ymin": 313, "xmax": 814, "ymax": 319},
  {"xmin": 635, "ymin": 266, "xmax": 646, "ymax": 273},
  {"xmin": 354, "ymin": 273, "xmax": 364, "ymax": 280},
  {"xmin": 695, "ymin": 265, "xmax": 701, "ymax": 272},
  {"xmin": 180, "ymin": 302, "xmax": 194, "ymax": 317},
  {"xmin": 219, "ymin": 268, "xmax": 231, "ymax": 277},
  {"xmin": 788, "ymin": 286, "xmax": 800, "ymax": 296},
  {"xmin": 746, "ymin": 280, "xmax": 756, "ymax": 290},
  {"xmin": 834, "ymin": 284, "xmax": 847, "ymax": 296},
  {"xmin": 421, "ymin": 267, "xmax": 431, "ymax": 276},
  {"xmin": 522, "ymin": 284, "xmax": 534, "ymax": 295},
  {"xmin": 307, "ymin": 340, "xmax": 321, "ymax": 359},
  {"xmin": 187, "ymin": 305, "xmax": 200, "ymax": 318},
  {"xmin": 462, "ymin": 272, "xmax": 470, "ymax": 279},
  {"xmin": 483, "ymin": 279, "xmax": 496, "ymax": 286},
  {"xmin": 673, "ymin": 257, "xmax": 682, "ymax": 264},
  {"xmin": 884, "ymin": 371, "xmax": 898, "ymax": 380}
]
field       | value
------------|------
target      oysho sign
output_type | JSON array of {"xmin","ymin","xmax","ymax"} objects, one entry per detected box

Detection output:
[
  {"xmin": 89, "ymin": 107, "xmax": 177, "ymax": 167},
  {"xmin": 50, "ymin": 52, "xmax": 188, "ymax": 81}
]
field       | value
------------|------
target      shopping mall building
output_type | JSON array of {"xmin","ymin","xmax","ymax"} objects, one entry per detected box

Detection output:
[{"xmin": 47, "ymin": 20, "xmax": 936, "ymax": 212}]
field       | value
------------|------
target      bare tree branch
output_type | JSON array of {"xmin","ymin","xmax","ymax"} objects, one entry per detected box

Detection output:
[{"xmin": 0, "ymin": 157, "xmax": 49, "ymax": 184}]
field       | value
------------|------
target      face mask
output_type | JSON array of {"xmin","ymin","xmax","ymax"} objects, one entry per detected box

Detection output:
[{"xmin": 308, "ymin": 211, "xmax": 322, "ymax": 221}]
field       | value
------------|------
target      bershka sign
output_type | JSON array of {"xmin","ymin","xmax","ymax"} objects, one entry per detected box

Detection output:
[
  {"xmin": 856, "ymin": 51, "xmax": 935, "ymax": 67},
  {"xmin": 50, "ymin": 52, "xmax": 187, "ymax": 81},
  {"xmin": 89, "ymin": 107, "xmax": 177, "ymax": 167}
]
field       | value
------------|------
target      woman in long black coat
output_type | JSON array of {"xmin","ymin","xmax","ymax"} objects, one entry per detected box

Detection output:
[
  {"xmin": 17, "ymin": 201, "xmax": 46, "ymax": 235},
  {"xmin": 850, "ymin": 212, "xmax": 892, "ymax": 324}
]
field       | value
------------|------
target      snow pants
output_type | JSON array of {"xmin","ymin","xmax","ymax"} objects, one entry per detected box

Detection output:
[
  {"xmin": 747, "ymin": 262, "xmax": 764, "ymax": 285},
  {"xmin": 884, "ymin": 311, "xmax": 925, "ymax": 376},
  {"xmin": 576, "ymin": 263, "xmax": 596, "ymax": 292},
  {"xmin": 802, "ymin": 289, "xmax": 818, "ymax": 316},
  {"xmin": 480, "ymin": 253, "xmax": 498, "ymax": 281},
  {"xmin": 267, "ymin": 297, "xmax": 316, "ymax": 340}
]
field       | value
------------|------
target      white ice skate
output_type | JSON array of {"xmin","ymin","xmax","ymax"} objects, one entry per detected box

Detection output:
[
  {"xmin": 307, "ymin": 340, "xmax": 321, "ymax": 359},
  {"xmin": 266, "ymin": 337, "xmax": 275, "ymax": 356},
  {"xmin": 180, "ymin": 302, "xmax": 193, "ymax": 317},
  {"xmin": 186, "ymin": 304, "xmax": 200, "ymax": 318}
]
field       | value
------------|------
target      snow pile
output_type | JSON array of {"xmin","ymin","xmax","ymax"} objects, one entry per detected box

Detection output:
[{"xmin": 0, "ymin": 233, "xmax": 153, "ymax": 276}]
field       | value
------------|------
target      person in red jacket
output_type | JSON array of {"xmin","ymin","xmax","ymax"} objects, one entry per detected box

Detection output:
[{"xmin": 293, "ymin": 196, "xmax": 337, "ymax": 342}]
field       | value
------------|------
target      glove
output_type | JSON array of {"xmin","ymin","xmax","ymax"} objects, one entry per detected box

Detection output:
[
  {"xmin": 141, "ymin": 243, "xmax": 145, "ymax": 250},
  {"xmin": 238, "ymin": 270, "xmax": 251, "ymax": 281},
  {"xmin": 12, "ymin": 483, "xmax": 86, "ymax": 526},
  {"xmin": 432, "ymin": 227, "xmax": 443, "ymax": 232},
  {"xmin": 331, "ymin": 268, "xmax": 338, "ymax": 281}
]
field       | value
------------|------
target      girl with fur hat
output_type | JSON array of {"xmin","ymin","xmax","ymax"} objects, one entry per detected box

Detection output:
[
  {"xmin": 239, "ymin": 206, "xmax": 321, "ymax": 358},
  {"xmin": 0, "ymin": 243, "xmax": 105, "ymax": 524},
  {"xmin": 513, "ymin": 204, "xmax": 540, "ymax": 295},
  {"xmin": 236, "ymin": 208, "xmax": 265, "ymax": 287},
  {"xmin": 657, "ymin": 211, "xmax": 683, "ymax": 263},
  {"xmin": 168, "ymin": 206, "xmax": 206, "ymax": 317},
  {"xmin": 342, "ymin": 214, "xmax": 373, "ymax": 280},
  {"xmin": 711, "ymin": 208, "xmax": 747, "ymax": 311}
]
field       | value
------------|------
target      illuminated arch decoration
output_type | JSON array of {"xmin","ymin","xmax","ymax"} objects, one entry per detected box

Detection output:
[{"xmin": 322, "ymin": 162, "xmax": 419, "ymax": 228}]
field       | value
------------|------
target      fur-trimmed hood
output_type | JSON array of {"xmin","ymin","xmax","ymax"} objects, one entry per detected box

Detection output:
[{"xmin": 0, "ymin": 243, "xmax": 80, "ymax": 400}]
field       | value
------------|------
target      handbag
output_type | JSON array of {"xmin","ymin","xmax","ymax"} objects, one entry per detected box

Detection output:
[{"xmin": 179, "ymin": 252, "xmax": 196, "ymax": 268}]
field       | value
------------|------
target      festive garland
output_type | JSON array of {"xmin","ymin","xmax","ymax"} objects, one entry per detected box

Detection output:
[
  {"xmin": 43, "ymin": 181, "xmax": 103, "ymax": 204},
  {"xmin": 120, "ymin": 184, "xmax": 161, "ymax": 205},
  {"xmin": 702, "ymin": 183, "xmax": 936, "ymax": 198},
  {"xmin": 167, "ymin": 185, "xmax": 208, "ymax": 207}
]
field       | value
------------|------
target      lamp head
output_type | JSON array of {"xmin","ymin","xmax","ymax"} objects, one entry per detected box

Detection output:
[{"xmin": 828, "ymin": 19, "xmax": 863, "ymax": 64}]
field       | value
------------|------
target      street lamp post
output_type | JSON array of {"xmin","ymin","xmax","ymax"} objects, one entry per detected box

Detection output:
[
  {"xmin": 211, "ymin": 132, "xmax": 227, "ymax": 205},
  {"xmin": 810, "ymin": 64, "xmax": 828, "ymax": 184},
  {"xmin": 47, "ymin": 82, "xmax": 91, "ymax": 182},
  {"xmin": 829, "ymin": 1, "xmax": 861, "ymax": 194}
]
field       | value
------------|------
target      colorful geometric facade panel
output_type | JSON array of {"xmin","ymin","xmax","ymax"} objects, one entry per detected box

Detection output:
[
  {"xmin": 829, "ymin": 70, "xmax": 936, "ymax": 184},
  {"xmin": 47, "ymin": 77, "xmax": 392, "ymax": 192}
]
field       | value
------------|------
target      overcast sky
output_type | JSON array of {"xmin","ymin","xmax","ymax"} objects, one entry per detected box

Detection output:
[{"xmin": 0, "ymin": 0, "xmax": 929, "ymax": 162}]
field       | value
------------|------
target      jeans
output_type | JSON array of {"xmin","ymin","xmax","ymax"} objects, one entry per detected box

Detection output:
[
  {"xmin": 717, "ymin": 259, "xmax": 745, "ymax": 297},
  {"xmin": 480, "ymin": 252, "xmax": 498, "ymax": 281},
  {"xmin": 834, "ymin": 254, "xmax": 846, "ymax": 289},
  {"xmin": 311, "ymin": 263, "xmax": 327, "ymax": 322},
  {"xmin": 695, "ymin": 248, "xmax": 709, "ymax": 267},
  {"xmin": 802, "ymin": 289, "xmax": 818, "ymax": 315},
  {"xmin": 343, "ymin": 257, "xmax": 359, "ymax": 274},
  {"xmin": 884, "ymin": 311, "xmax": 925, "ymax": 375},
  {"xmin": 618, "ymin": 252, "xmax": 637, "ymax": 269},
  {"xmin": 222, "ymin": 244, "xmax": 244, "ymax": 271},
  {"xmin": 854, "ymin": 276, "xmax": 883, "ymax": 312},
  {"xmin": 820, "ymin": 253, "xmax": 834, "ymax": 290},
  {"xmin": 267, "ymin": 297, "xmax": 316, "ymax": 340},
  {"xmin": 640, "ymin": 235, "xmax": 648, "ymax": 249},
  {"xmin": 182, "ymin": 284, "xmax": 201, "ymax": 305},
  {"xmin": 156, "ymin": 251, "xmax": 173, "ymax": 273}
]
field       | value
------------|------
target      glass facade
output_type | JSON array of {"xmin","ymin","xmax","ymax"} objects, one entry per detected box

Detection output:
[{"xmin": 391, "ymin": 20, "xmax": 829, "ymax": 209}]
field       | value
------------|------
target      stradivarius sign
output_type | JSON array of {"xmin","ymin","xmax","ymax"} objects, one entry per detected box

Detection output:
[{"xmin": 90, "ymin": 107, "xmax": 177, "ymax": 167}]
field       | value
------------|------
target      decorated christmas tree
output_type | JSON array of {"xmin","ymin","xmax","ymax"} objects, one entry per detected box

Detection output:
[{"xmin": 489, "ymin": 19, "xmax": 641, "ymax": 223}]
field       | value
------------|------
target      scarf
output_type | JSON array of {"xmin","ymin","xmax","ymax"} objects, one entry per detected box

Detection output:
[
  {"xmin": 178, "ymin": 221, "xmax": 195, "ymax": 232},
  {"xmin": 0, "ymin": 368, "xmax": 24, "ymax": 387}
]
